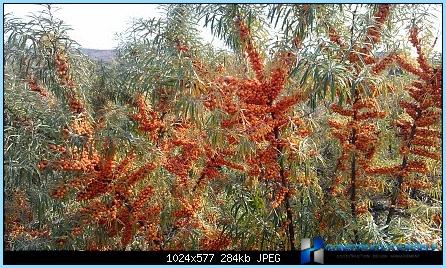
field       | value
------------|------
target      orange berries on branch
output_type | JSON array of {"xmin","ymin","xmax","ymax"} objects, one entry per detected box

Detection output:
[
  {"xmin": 409, "ymin": 26, "xmax": 432, "ymax": 74},
  {"xmin": 371, "ymin": 54, "xmax": 395, "ymax": 75},
  {"xmin": 163, "ymin": 137, "xmax": 201, "ymax": 187},
  {"xmin": 328, "ymin": 94, "xmax": 386, "ymax": 225},
  {"xmin": 27, "ymin": 75, "xmax": 49, "ymax": 97},
  {"xmin": 236, "ymin": 19, "xmax": 265, "ymax": 81},
  {"xmin": 355, "ymin": 202, "xmax": 369, "ymax": 215},
  {"xmin": 328, "ymin": 27, "xmax": 346, "ymax": 48},
  {"xmin": 375, "ymin": 23, "xmax": 442, "ymax": 224},
  {"xmin": 271, "ymin": 187, "xmax": 289, "ymax": 209},
  {"xmin": 131, "ymin": 94, "xmax": 164, "ymax": 141},
  {"xmin": 54, "ymin": 50, "xmax": 76, "ymax": 89},
  {"xmin": 331, "ymin": 104, "xmax": 354, "ymax": 116},
  {"xmin": 200, "ymin": 230, "xmax": 232, "ymax": 250},
  {"xmin": 67, "ymin": 93, "xmax": 85, "ymax": 114},
  {"xmin": 365, "ymin": 4, "xmax": 390, "ymax": 45}
]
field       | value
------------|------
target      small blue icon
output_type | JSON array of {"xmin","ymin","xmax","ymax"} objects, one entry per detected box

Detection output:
[{"xmin": 301, "ymin": 237, "xmax": 324, "ymax": 264}]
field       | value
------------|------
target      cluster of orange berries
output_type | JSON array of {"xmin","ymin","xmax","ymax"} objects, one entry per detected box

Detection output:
[
  {"xmin": 51, "ymin": 185, "xmax": 69, "ymax": 199},
  {"xmin": 328, "ymin": 95, "xmax": 387, "ymax": 218},
  {"xmin": 432, "ymin": 214, "xmax": 442, "ymax": 227},
  {"xmin": 131, "ymin": 186, "xmax": 154, "ymax": 212},
  {"xmin": 174, "ymin": 196, "xmax": 201, "ymax": 225},
  {"xmin": 259, "ymin": 147, "xmax": 281, "ymax": 180},
  {"xmin": 200, "ymin": 231, "xmax": 232, "ymax": 250},
  {"xmin": 366, "ymin": 165, "xmax": 400, "ymax": 175},
  {"xmin": 355, "ymin": 202, "xmax": 369, "ymax": 215},
  {"xmin": 175, "ymin": 41, "xmax": 189, "ymax": 53},
  {"xmin": 355, "ymin": 177, "xmax": 383, "ymax": 193},
  {"xmin": 53, "ymin": 150, "xmax": 100, "ymax": 173},
  {"xmin": 67, "ymin": 93, "xmax": 85, "ymax": 114},
  {"xmin": 201, "ymin": 165, "xmax": 221, "ymax": 181},
  {"xmin": 77, "ymin": 170, "xmax": 115, "ymax": 201},
  {"xmin": 114, "ymin": 152, "xmax": 137, "ymax": 174},
  {"xmin": 346, "ymin": 5, "xmax": 390, "ymax": 65},
  {"xmin": 164, "ymin": 138, "xmax": 201, "ymax": 186},
  {"xmin": 412, "ymin": 135, "xmax": 437, "ymax": 147},
  {"xmin": 271, "ymin": 187, "xmax": 289, "ymax": 209},
  {"xmin": 41, "ymin": 94, "xmax": 165, "ymax": 247},
  {"xmin": 415, "ymin": 112, "xmax": 441, "ymax": 128},
  {"xmin": 5, "ymin": 190, "xmax": 52, "ymax": 249},
  {"xmin": 213, "ymin": 153, "xmax": 244, "ymax": 171},
  {"xmin": 236, "ymin": 19, "xmax": 264, "ymax": 81},
  {"xmin": 331, "ymin": 104, "xmax": 354, "ymax": 116},
  {"xmin": 372, "ymin": 54, "xmax": 395, "ymax": 74},
  {"xmin": 399, "ymin": 99, "xmax": 418, "ymax": 119},
  {"xmin": 394, "ymin": 54, "xmax": 425, "ymax": 79},
  {"xmin": 235, "ymin": 79, "xmax": 268, "ymax": 105},
  {"xmin": 270, "ymin": 93, "xmax": 301, "ymax": 114},
  {"xmin": 204, "ymin": 19, "xmax": 301, "ymax": 146},
  {"xmin": 249, "ymin": 121, "xmax": 274, "ymax": 142},
  {"xmin": 407, "ymin": 179, "xmax": 430, "ymax": 190},
  {"xmin": 267, "ymin": 66, "xmax": 290, "ymax": 102},
  {"xmin": 247, "ymin": 43, "xmax": 264, "ymax": 81},
  {"xmin": 365, "ymin": 5, "xmax": 390, "ymax": 46},
  {"xmin": 264, "ymin": 52, "xmax": 299, "ymax": 102},
  {"xmin": 132, "ymin": 95, "xmax": 164, "ymax": 140},
  {"xmin": 355, "ymin": 125, "xmax": 379, "ymax": 158},
  {"xmin": 327, "ymin": 119, "xmax": 344, "ymax": 131},
  {"xmin": 409, "ymin": 26, "xmax": 432, "ymax": 74},
  {"xmin": 395, "ymin": 193, "xmax": 410, "ymax": 208},
  {"xmin": 246, "ymin": 153, "xmax": 262, "ymax": 177},
  {"xmin": 118, "ymin": 209, "xmax": 134, "ymax": 247},
  {"xmin": 166, "ymin": 18, "xmax": 306, "ymax": 239},
  {"xmin": 37, "ymin": 159, "xmax": 49, "ymax": 170},
  {"xmin": 328, "ymin": 27, "xmax": 345, "ymax": 48},
  {"xmin": 410, "ymin": 147, "xmax": 440, "ymax": 161},
  {"xmin": 352, "ymin": 98, "xmax": 379, "ymax": 110},
  {"xmin": 55, "ymin": 50, "xmax": 88, "ymax": 115},
  {"xmin": 329, "ymin": 175, "xmax": 344, "ymax": 196},
  {"xmin": 126, "ymin": 162, "xmax": 157, "ymax": 186},
  {"xmin": 242, "ymin": 103, "xmax": 270, "ymax": 119},
  {"xmin": 27, "ymin": 76, "xmax": 49, "ymax": 97},
  {"xmin": 64, "ymin": 117, "xmax": 94, "ymax": 141},
  {"xmin": 356, "ymin": 110, "xmax": 386, "ymax": 121},
  {"xmin": 48, "ymin": 143, "xmax": 67, "ymax": 153},
  {"xmin": 380, "ymin": 25, "xmax": 442, "ymax": 204},
  {"xmin": 77, "ymin": 155, "xmax": 160, "ymax": 247},
  {"xmin": 236, "ymin": 19, "xmax": 250, "ymax": 39},
  {"xmin": 55, "ymin": 51, "xmax": 75, "ymax": 89},
  {"xmin": 192, "ymin": 58, "xmax": 210, "ymax": 77},
  {"xmin": 330, "ymin": 97, "xmax": 384, "ymax": 161},
  {"xmin": 404, "ymin": 160, "xmax": 428, "ymax": 174}
]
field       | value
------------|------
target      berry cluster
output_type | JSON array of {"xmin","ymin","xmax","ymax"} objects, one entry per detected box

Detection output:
[
  {"xmin": 271, "ymin": 187, "xmax": 289, "ymax": 209},
  {"xmin": 55, "ymin": 51, "xmax": 75, "ymax": 89},
  {"xmin": 200, "ymin": 230, "xmax": 232, "ymax": 250},
  {"xmin": 329, "ymin": 97, "xmax": 385, "ymax": 205},
  {"xmin": 236, "ymin": 19, "xmax": 264, "ymax": 81},
  {"xmin": 27, "ymin": 76, "xmax": 49, "ymax": 97},
  {"xmin": 131, "ymin": 94, "xmax": 164, "ymax": 141},
  {"xmin": 365, "ymin": 25, "xmax": 441, "ymax": 214}
]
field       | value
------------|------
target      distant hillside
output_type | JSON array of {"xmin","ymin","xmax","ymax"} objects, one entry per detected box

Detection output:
[{"xmin": 81, "ymin": 48, "xmax": 116, "ymax": 62}]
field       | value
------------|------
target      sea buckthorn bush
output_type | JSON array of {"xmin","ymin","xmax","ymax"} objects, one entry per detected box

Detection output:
[{"xmin": 4, "ymin": 4, "xmax": 442, "ymax": 250}]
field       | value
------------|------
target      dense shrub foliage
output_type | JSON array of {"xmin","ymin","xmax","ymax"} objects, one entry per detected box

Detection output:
[{"xmin": 4, "ymin": 4, "xmax": 442, "ymax": 250}]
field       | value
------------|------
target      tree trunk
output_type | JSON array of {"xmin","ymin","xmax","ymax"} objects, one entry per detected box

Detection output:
[{"xmin": 274, "ymin": 126, "xmax": 296, "ymax": 251}]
